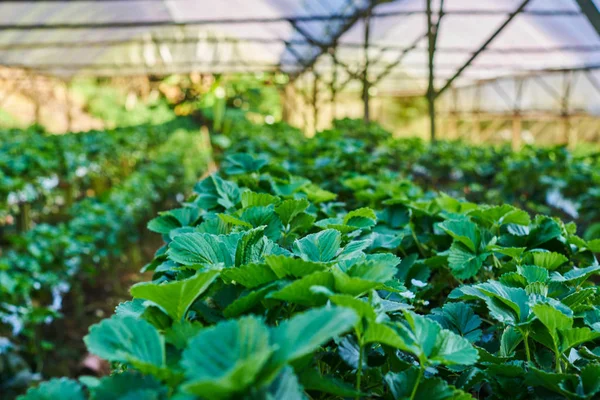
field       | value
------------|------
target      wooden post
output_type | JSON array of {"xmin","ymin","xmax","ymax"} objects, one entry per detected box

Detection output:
[{"xmin": 512, "ymin": 113, "xmax": 522, "ymax": 151}]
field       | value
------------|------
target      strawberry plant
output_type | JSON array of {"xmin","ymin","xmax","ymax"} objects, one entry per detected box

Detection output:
[{"xmin": 20, "ymin": 124, "xmax": 600, "ymax": 399}]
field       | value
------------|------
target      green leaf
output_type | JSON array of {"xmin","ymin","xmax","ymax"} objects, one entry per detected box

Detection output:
[
  {"xmin": 500, "ymin": 326, "xmax": 523, "ymax": 357},
  {"xmin": 84, "ymin": 316, "xmax": 165, "ymax": 373},
  {"xmin": 395, "ymin": 312, "xmax": 478, "ymax": 366},
  {"xmin": 275, "ymin": 199, "xmax": 310, "ymax": 226},
  {"xmin": 532, "ymin": 252, "xmax": 568, "ymax": 270},
  {"xmin": 525, "ymin": 366, "xmax": 575, "ymax": 397},
  {"xmin": 91, "ymin": 373, "xmax": 166, "ymax": 400},
  {"xmin": 447, "ymin": 242, "xmax": 489, "ymax": 279},
  {"xmin": 300, "ymin": 368, "xmax": 364, "ymax": 397},
  {"xmin": 588, "ymin": 239, "xmax": 600, "ymax": 253},
  {"xmin": 268, "ymin": 307, "xmax": 358, "ymax": 373},
  {"xmin": 343, "ymin": 207, "xmax": 377, "ymax": 229},
  {"xmin": 181, "ymin": 316, "xmax": 273, "ymax": 398},
  {"xmin": 235, "ymin": 227, "xmax": 287, "ymax": 267},
  {"xmin": 221, "ymin": 263, "xmax": 278, "ymax": 288},
  {"xmin": 18, "ymin": 378, "xmax": 84, "ymax": 400},
  {"xmin": 265, "ymin": 255, "xmax": 328, "ymax": 278},
  {"xmin": 468, "ymin": 204, "xmax": 531, "ymax": 227},
  {"xmin": 223, "ymin": 153, "xmax": 269, "ymax": 175},
  {"xmin": 559, "ymin": 327, "xmax": 600, "ymax": 353},
  {"xmin": 130, "ymin": 270, "xmax": 219, "ymax": 321},
  {"xmin": 241, "ymin": 191, "xmax": 279, "ymax": 208},
  {"xmin": 439, "ymin": 219, "xmax": 480, "ymax": 252},
  {"xmin": 256, "ymin": 366, "xmax": 307, "ymax": 400},
  {"xmin": 223, "ymin": 283, "xmax": 280, "ymax": 318},
  {"xmin": 240, "ymin": 206, "xmax": 283, "ymax": 241},
  {"xmin": 293, "ymin": 230, "xmax": 341, "ymax": 262},
  {"xmin": 147, "ymin": 215, "xmax": 181, "ymax": 235},
  {"xmin": 268, "ymin": 271, "xmax": 334, "ymax": 307},
  {"xmin": 532, "ymin": 303, "xmax": 573, "ymax": 333},
  {"xmin": 518, "ymin": 265, "xmax": 549, "ymax": 284},
  {"xmin": 165, "ymin": 321, "xmax": 204, "ymax": 350},
  {"xmin": 385, "ymin": 369, "xmax": 472, "ymax": 400},
  {"xmin": 168, "ymin": 232, "xmax": 239, "ymax": 267},
  {"xmin": 429, "ymin": 303, "xmax": 482, "ymax": 343}
]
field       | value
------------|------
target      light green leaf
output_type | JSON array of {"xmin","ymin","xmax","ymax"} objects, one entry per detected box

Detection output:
[
  {"xmin": 429, "ymin": 303, "xmax": 482, "ymax": 343},
  {"xmin": 293, "ymin": 229, "xmax": 341, "ymax": 262},
  {"xmin": 18, "ymin": 378, "xmax": 84, "ymax": 400},
  {"xmin": 343, "ymin": 207, "xmax": 377, "ymax": 229},
  {"xmin": 91, "ymin": 373, "xmax": 166, "ymax": 400},
  {"xmin": 385, "ymin": 369, "xmax": 472, "ymax": 400},
  {"xmin": 439, "ymin": 219, "xmax": 480, "ymax": 252},
  {"xmin": 235, "ymin": 227, "xmax": 286, "ymax": 267},
  {"xmin": 447, "ymin": 242, "xmax": 489, "ymax": 279},
  {"xmin": 517, "ymin": 265, "xmax": 549, "ymax": 284},
  {"xmin": 268, "ymin": 271, "xmax": 334, "ymax": 307},
  {"xmin": 265, "ymin": 255, "xmax": 328, "ymax": 278},
  {"xmin": 275, "ymin": 199, "xmax": 310, "ymax": 225},
  {"xmin": 84, "ymin": 316, "xmax": 165, "ymax": 373},
  {"xmin": 241, "ymin": 191, "xmax": 279, "ymax": 208},
  {"xmin": 168, "ymin": 232, "xmax": 239, "ymax": 267},
  {"xmin": 181, "ymin": 316, "xmax": 273, "ymax": 398},
  {"xmin": 130, "ymin": 270, "xmax": 219, "ymax": 321},
  {"xmin": 221, "ymin": 263, "xmax": 278, "ymax": 288},
  {"xmin": 268, "ymin": 307, "xmax": 358, "ymax": 372},
  {"xmin": 533, "ymin": 252, "xmax": 568, "ymax": 270}
]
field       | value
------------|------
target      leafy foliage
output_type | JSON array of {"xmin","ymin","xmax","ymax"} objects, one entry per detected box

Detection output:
[{"xmin": 18, "ymin": 117, "xmax": 600, "ymax": 399}]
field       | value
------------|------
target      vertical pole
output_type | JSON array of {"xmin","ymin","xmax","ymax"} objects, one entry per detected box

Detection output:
[
  {"xmin": 512, "ymin": 114, "xmax": 522, "ymax": 151},
  {"xmin": 65, "ymin": 80, "xmax": 72, "ymax": 132},
  {"xmin": 473, "ymin": 82, "xmax": 482, "ymax": 143},
  {"xmin": 512, "ymin": 78, "xmax": 524, "ymax": 150},
  {"xmin": 362, "ymin": 8, "xmax": 371, "ymax": 123},
  {"xmin": 331, "ymin": 52, "xmax": 338, "ymax": 121},
  {"xmin": 426, "ymin": 0, "xmax": 437, "ymax": 141},
  {"xmin": 562, "ymin": 71, "xmax": 575, "ymax": 147},
  {"xmin": 312, "ymin": 72, "xmax": 319, "ymax": 134}
]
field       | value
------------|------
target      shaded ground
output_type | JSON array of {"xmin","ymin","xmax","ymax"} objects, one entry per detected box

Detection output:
[{"xmin": 38, "ymin": 221, "xmax": 165, "ymax": 379}]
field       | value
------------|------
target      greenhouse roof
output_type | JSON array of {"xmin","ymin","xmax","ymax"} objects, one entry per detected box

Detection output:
[{"xmin": 1, "ymin": 0, "xmax": 600, "ymax": 103}]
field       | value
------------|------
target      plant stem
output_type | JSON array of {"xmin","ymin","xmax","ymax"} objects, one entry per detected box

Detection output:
[
  {"xmin": 522, "ymin": 331, "xmax": 531, "ymax": 363},
  {"xmin": 356, "ymin": 344, "xmax": 364, "ymax": 399},
  {"xmin": 409, "ymin": 364, "xmax": 425, "ymax": 400},
  {"xmin": 555, "ymin": 346, "xmax": 562, "ymax": 373}
]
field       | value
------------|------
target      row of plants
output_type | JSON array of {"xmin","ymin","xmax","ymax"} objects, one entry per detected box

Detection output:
[
  {"xmin": 1, "ymin": 124, "xmax": 210, "ymax": 397},
  {"xmin": 22, "ymin": 117, "xmax": 600, "ymax": 399},
  {"xmin": 0, "ymin": 118, "xmax": 192, "ymax": 230},
  {"xmin": 215, "ymin": 118, "xmax": 600, "ymax": 237}
]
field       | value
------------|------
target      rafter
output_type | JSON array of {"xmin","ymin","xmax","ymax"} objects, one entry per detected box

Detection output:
[
  {"xmin": 435, "ymin": 0, "xmax": 531, "ymax": 98},
  {"xmin": 575, "ymin": 0, "xmax": 600, "ymax": 36}
]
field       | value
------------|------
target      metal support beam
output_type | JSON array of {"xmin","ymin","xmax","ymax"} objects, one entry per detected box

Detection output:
[
  {"xmin": 371, "ymin": 33, "xmax": 428, "ymax": 86},
  {"xmin": 331, "ymin": 52, "xmax": 338, "ymax": 119},
  {"xmin": 363, "ymin": 8, "xmax": 372, "ymax": 123},
  {"xmin": 436, "ymin": 0, "xmax": 531, "ymax": 98},
  {"xmin": 576, "ymin": 0, "xmax": 600, "ymax": 36},
  {"xmin": 426, "ymin": 0, "xmax": 444, "ymax": 141},
  {"xmin": 312, "ymin": 72, "xmax": 319, "ymax": 134},
  {"xmin": 290, "ymin": 0, "xmax": 378, "ymax": 80}
]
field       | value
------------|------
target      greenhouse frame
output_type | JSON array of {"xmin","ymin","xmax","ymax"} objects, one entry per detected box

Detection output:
[{"xmin": 1, "ymin": 0, "xmax": 600, "ymax": 145}]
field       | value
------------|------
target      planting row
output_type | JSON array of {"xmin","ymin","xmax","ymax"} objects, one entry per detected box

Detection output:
[
  {"xmin": 0, "ymin": 118, "xmax": 196, "ymax": 230},
  {"xmin": 1, "ymin": 125, "xmax": 209, "ymax": 397},
  {"xmin": 22, "ymin": 119, "xmax": 600, "ymax": 399},
  {"xmin": 217, "ymin": 118, "xmax": 600, "ymax": 237}
]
